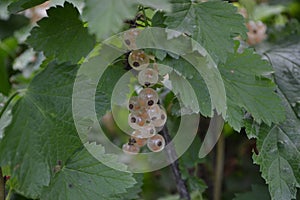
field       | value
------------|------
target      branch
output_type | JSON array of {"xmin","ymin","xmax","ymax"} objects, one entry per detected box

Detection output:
[
  {"xmin": 161, "ymin": 126, "xmax": 191, "ymax": 200},
  {"xmin": 213, "ymin": 134, "xmax": 225, "ymax": 200},
  {"xmin": 0, "ymin": 168, "xmax": 5, "ymax": 200}
]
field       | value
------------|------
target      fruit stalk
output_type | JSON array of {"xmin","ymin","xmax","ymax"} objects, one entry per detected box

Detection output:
[{"xmin": 161, "ymin": 126, "xmax": 191, "ymax": 200}]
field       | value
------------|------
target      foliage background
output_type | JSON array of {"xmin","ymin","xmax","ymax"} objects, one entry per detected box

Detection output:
[{"xmin": 0, "ymin": 0, "xmax": 299, "ymax": 200}]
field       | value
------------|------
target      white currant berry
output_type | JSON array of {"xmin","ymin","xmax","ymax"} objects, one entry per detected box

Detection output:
[
  {"xmin": 122, "ymin": 143, "xmax": 140, "ymax": 154},
  {"xmin": 128, "ymin": 96, "xmax": 139, "ymax": 111},
  {"xmin": 155, "ymin": 125, "xmax": 164, "ymax": 132},
  {"xmin": 123, "ymin": 29, "xmax": 141, "ymax": 50},
  {"xmin": 138, "ymin": 88, "xmax": 159, "ymax": 107},
  {"xmin": 138, "ymin": 68, "xmax": 159, "ymax": 87},
  {"xmin": 151, "ymin": 108, "xmax": 167, "ymax": 127},
  {"xmin": 128, "ymin": 113, "xmax": 145, "ymax": 129},
  {"xmin": 137, "ymin": 124, "xmax": 156, "ymax": 138},
  {"xmin": 147, "ymin": 134, "xmax": 165, "ymax": 152},
  {"xmin": 128, "ymin": 50, "xmax": 149, "ymax": 71},
  {"xmin": 131, "ymin": 132, "xmax": 147, "ymax": 147},
  {"xmin": 147, "ymin": 104, "xmax": 161, "ymax": 119}
]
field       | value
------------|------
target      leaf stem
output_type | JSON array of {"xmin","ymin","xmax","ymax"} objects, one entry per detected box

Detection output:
[
  {"xmin": 0, "ymin": 91, "xmax": 19, "ymax": 119},
  {"xmin": 141, "ymin": 6, "xmax": 149, "ymax": 27},
  {"xmin": 161, "ymin": 126, "xmax": 191, "ymax": 200},
  {"xmin": 213, "ymin": 133, "xmax": 225, "ymax": 200},
  {"xmin": 0, "ymin": 168, "xmax": 4, "ymax": 200}
]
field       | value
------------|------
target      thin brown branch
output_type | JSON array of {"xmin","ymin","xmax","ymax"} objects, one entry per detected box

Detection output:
[
  {"xmin": 161, "ymin": 126, "xmax": 191, "ymax": 200},
  {"xmin": 213, "ymin": 134, "xmax": 225, "ymax": 200}
]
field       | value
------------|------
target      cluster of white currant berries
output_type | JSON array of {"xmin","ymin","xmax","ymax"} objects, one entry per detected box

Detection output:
[{"xmin": 122, "ymin": 32, "xmax": 167, "ymax": 154}]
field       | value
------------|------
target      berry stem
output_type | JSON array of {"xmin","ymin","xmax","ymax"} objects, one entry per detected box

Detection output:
[
  {"xmin": 0, "ymin": 168, "xmax": 5, "ymax": 200},
  {"xmin": 161, "ymin": 126, "xmax": 191, "ymax": 200}
]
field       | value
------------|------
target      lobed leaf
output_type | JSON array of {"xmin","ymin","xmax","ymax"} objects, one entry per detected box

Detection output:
[
  {"xmin": 26, "ymin": 2, "xmax": 95, "ymax": 64},
  {"xmin": 250, "ymin": 91, "xmax": 300, "ymax": 200},
  {"xmin": 164, "ymin": 0, "xmax": 247, "ymax": 63},
  {"xmin": 264, "ymin": 40, "xmax": 300, "ymax": 117},
  {"xmin": 0, "ymin": 61, "xmax": 137, "ymax": 199},
  {"xmin": 219, "ymin": 48, "xmax": 285, "ymax": 131},
  {"xmin": 83, "ymin": 0, "xmax": 171, "ymax": 40},
  {"xmin": 41, "ymin": 144, "xmax": 136, "ymax": 200}
]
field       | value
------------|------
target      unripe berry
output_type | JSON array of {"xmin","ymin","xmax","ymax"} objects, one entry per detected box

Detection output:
[
  {"xmin": 138, "ymin": 68, "xmax": 159, "ymax": 87},
  {"xmin": 128, "ymin": 50, "xmax": 149, "ymax": 71},
  {"xmin": 122, "ymin": 143, "xmax": 140, "ymax": 154},
  {"xmin": 147, "ymin": 134, "xmax": 165, "ymax": 152},
  {"xmin": 138, "ymin": 88, "xmax": 159, "ymax": 107}
]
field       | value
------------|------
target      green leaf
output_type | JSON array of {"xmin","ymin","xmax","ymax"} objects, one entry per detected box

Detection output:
[
  {"xmin": 233, "ymin": 184, "xmax": 271, "ymax": 200},
  {"xmin": 219, "ymin": 48, "xmax": 285, "ymax": 131},
  {"xmin": 83, "ymin": 0, "xmax": 171, "ymax": 40},
  {"xmin": 0, "ymin": 61, "xmax": 137, "ymax": 199},
  {"xmin": 26, "ymin": 2, "xmax": 95, "ymax": 64},
  {"xmin": 250, "ymin": 91, "xmax": 300, "ymax": 200},
  {"xmin": 159, "ymin": 56, "xmax": 211, "ymax": 116},
  {"xmin": 164, "ymin": 0, "xmax": 247, "ymax": 63},
  {"xmin": 136, "ymin": 0, "xmax": 171, "ymax": 11},
  {"xmin": 264, "ymin": 40, "xmax": 300, "ymax": 117},
  {"xmin": 0, "ymin": 37, "xmax": 18, "ymax": 96},
  {"xmin": 83, "ymin": 0, "xmax": 136, "ymax": 40},
  {"xmin": 7, "ymin": 0, "xmax": 47, "ymax": 13},
  {"xmin": 0, "ymin": 108, "xmax": 11, "ymax": 140},
  {"xmin": 111, "ymin": 173, "xmax": 143, "ymax": 200},
  {"xmin": 0, "ymin": 14, "xmax": 30, "ymax": 40},
  {"xmin": 41, "ymin": 145, "xmax": 136, "ymax": 200},
  {"xmin": 96, "ymin": 62, "xmax": 127, "ymax": 118},
  {"xmin": 0, "ymin": 62, "xmax": 81, "ymax": 198}
]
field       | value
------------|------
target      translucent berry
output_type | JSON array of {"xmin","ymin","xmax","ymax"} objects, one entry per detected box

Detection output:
[
  {"xmin": 122, "ymin": 143, "xmax": 140, "ymax": 154},
  {"xmin": 138, "ymin": 88, "xmax": 159, "ymax": 106},
  {"xmin": 128, "ymin": 50, "xmax": 149, "ymax": 71},
  {"xmin": 147, "ymin": 104, "xmax": 161, "ymax": 119},
  {"xmin": 155, "ymin": 125, "xmax": 164, "ymax": 132},
  {"xmin": 151, "ymin": 109, "xmax": 167, "ymax": 127},
  {"xmin": 131, "ymin": 132, "xmax": 147, "ymax": 147},
  {"xmin": 128, "ymin": 113, "xmax": 147, "ymax": 129},
  {"xmin": 123, "ymin": 29, "xmax": 141, "ymax": 50},
  {"xmin": 138, "ymin": 68, "xmax": 159, "ymax": 87},
  {"xmin": 137, "ymin": 124, "xmax": 156, "ymax": 138},
  {"xmin": 147, "ymin": 134, "xmax": 165, "ymax": 152},
  {"xmin": 128, "ymin": 96, "xmax": 140, "ymax": 112}
]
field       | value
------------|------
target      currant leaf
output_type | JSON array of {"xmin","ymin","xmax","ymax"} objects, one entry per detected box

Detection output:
[
  {"xmin": 249, "ymin": 90, "xmax": 300, "ymax": 200},
  {"xmin": 26, "ymin": 2, "xmax": 95, "ymax": 64},
  {"xmin": 0, "ymin": 61, "xmax": 137, "ymax": 199},
  {"xmin": 159, "ymin": 56, "xmax": 212, "ymax": 117},
  {"xmin": 164, "ymin": 0, "xmax": 247, "ymax": 63},
  {"xmin": 264, "ymin": 40, "xmax": 300, "ymax": 117},
  {"xmin": 41, "ymin": 144, "xmax": 136, "ymax": 200},
  {"xmin": 219, "ymin": 48, "xmax": 285, "ymax": 131},
  {"xmin": 83, "ymin": 0, "xmax": 171, "ymax": 40}
]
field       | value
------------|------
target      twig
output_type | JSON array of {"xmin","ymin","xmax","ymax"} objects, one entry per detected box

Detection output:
[
  {"xmin": 161, "ymin": 126, "xmax": 191, "ymax": 200},
  {"xmin": 213, "ymin": 133, "xmax": 225, "ymax": 200},
  {"xmin": 0, "ymin": 168, "xmax": 5, "ymax": 200}
]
